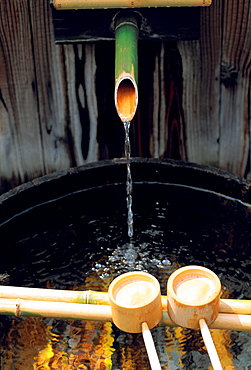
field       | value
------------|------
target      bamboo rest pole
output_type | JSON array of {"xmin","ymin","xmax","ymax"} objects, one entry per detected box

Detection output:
[
  {"xmin": 1, "ymin": 285, "xmax": 251, "ymax": 315},
  {"xmin": 0, "ymin": 285, "xmax": 111, "ymax": 305},
  {"xmin": 1, "ymin": 297, "xmax": 251, "ymax": 331},
  {"xmin": 0, "ymin": 298, "xmax": 113, "ymax": 321},
  {"xmin": 53, "ymin": 0, "xmax": 212, "ymax": 9}
]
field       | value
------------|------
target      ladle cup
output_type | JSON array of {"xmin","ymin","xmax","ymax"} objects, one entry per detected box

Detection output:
[
  {"xmin": 108, "ymin": 271, "xmax": 162, "ymax": 333},
  {"xmin": 167, "ymin": 265, "xmax": 223, "ymax": 370},
  {"xmin": 108, "ymin": 271, "xmax": 162, "ymax": 369},
  {"xmin": 167, "ymin": 265, "xmax": 221, "ymax": 329}
]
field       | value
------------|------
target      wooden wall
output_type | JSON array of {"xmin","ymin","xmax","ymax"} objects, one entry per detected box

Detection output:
[{"xmin": 0, "ymin": 0, "xmax": 250, "ymax": 194}]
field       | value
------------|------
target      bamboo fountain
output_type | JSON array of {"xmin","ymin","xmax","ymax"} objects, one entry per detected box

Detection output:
[{"xmin": 2, "ymin": 0, "xmax": 251, "ymax": 369}]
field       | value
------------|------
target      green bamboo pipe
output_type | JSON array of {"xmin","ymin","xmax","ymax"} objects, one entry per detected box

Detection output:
[
  {"xmin": 114, "ymin": 11, "xmax": 138, "ymax": 122},
  {"xmin": 53, "ymin": 0, "xmax": 212, "ymax": 9}
]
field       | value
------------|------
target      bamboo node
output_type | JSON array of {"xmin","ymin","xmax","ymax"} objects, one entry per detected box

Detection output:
[
  {"xmin": 83, "ymin": 290, "xmax": 90, "ymax": 304},
  {"xmin": 115, "ymin": 20, "xmax": 138, "ymax": 31},
  {"xmin": 15, "ymin": 299, "xmax": 21, "ymax": 317}
]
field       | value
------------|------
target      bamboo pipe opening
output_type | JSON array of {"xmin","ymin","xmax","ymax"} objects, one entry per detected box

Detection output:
[
  {"xmin": 115, "ymin": 74, "xmax": 138, "ymax": 122},
  {"xmin": 114, "ymin": 11, "xmax": 139, "ymax": 122}
]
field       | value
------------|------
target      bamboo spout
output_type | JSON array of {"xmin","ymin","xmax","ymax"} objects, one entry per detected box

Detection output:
[{"xmin": 114, "ymin": 11, "xmax": 139, "ymax": 122}]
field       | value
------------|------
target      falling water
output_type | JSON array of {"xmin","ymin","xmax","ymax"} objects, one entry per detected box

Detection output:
[
  {"xmin": 124, "ymin": 121, "xmax": 133, "ymax": 240},
  {"xmin": 122, "ymin": 121, "xmax": 137, "ymax": 268}
]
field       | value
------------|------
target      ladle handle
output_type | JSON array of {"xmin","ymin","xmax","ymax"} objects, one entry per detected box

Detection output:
[
  {"xmin": 141, "ymin": 322, "xmax": 162, "ymax": 370},
  {"xmin": 199, "ymin": 318, "xmax": 223, "ymax": 370}
]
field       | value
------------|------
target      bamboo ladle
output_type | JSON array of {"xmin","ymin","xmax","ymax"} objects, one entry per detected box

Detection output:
[
  {"xmin": 108, "ymin": 271, "xmax": 163, "ymax": 370},
  {"xmin": 167, "ymin": 265, "xmax": 223, "ymax": 370}
]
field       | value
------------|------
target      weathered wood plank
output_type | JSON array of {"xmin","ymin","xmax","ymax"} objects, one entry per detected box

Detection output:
[
  {"xmin": 178, "ymin": 0, "xmax": 251, "ymax": 178},
  {"xmin": 149, "ymin": 42, "xmax": 186, "ymax": 160},
  {"xmin": 219, "ymin": 0, "xmax": 251, "ymax": 177},
  {"xmin": 177, "ymin": 0, "xmax": 222, "ymax": 169},
  {"xmin": 0, "ymin": 0, "xmax": 71, "ymax": 192},
  {"xmin": 0, "ymin": 0, "xmax": 43, "ymax": 191},
  {"xmin": 61, "ymin": 43, "xmax": 99, "ymax": 164},
  {"xmin": 28, "ymin": 0, "xmax": 72, "ymax": 172}
]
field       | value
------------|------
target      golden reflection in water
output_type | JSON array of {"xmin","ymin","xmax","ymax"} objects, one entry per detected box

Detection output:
[
  {"xmin": 165, "ymin": 326, "xmax": 187, "ymax": 368},
  {"xmin": 45, "ymin": 320, "xmax": 115, "ymax": 370},
  {"xmin": 163, "ymin": 325, "xmax": 235, "ymax": 369},
  {"xmin": 0, "ymin": 270, "xmax": 116, "ymax": 370},
  {"xmin": 1, "ymin": 317, "xmax": 49, "ymax": 369},
  {"xmin": 210, "ymin": 330, "xmax": 235, "ymax": 370},
  {"xmin": 1, "ymin": 317, "xmax": 115, "ymax": 370},
  {"xmin": 33, "ymin": 324, "xmax": 55, "ymax": 369},
  {"xmin": 113, "ymin": 331, "xmax": 148, "ymax": 370}
]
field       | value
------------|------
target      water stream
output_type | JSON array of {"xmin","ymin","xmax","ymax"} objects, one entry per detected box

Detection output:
[
  {"xmin": 124, "ymin": 121, "xmax": 134, "ymax": 240},
  {"xmin": 123, "ymin": 121, "xmax": 137, "ymax": 268}
]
